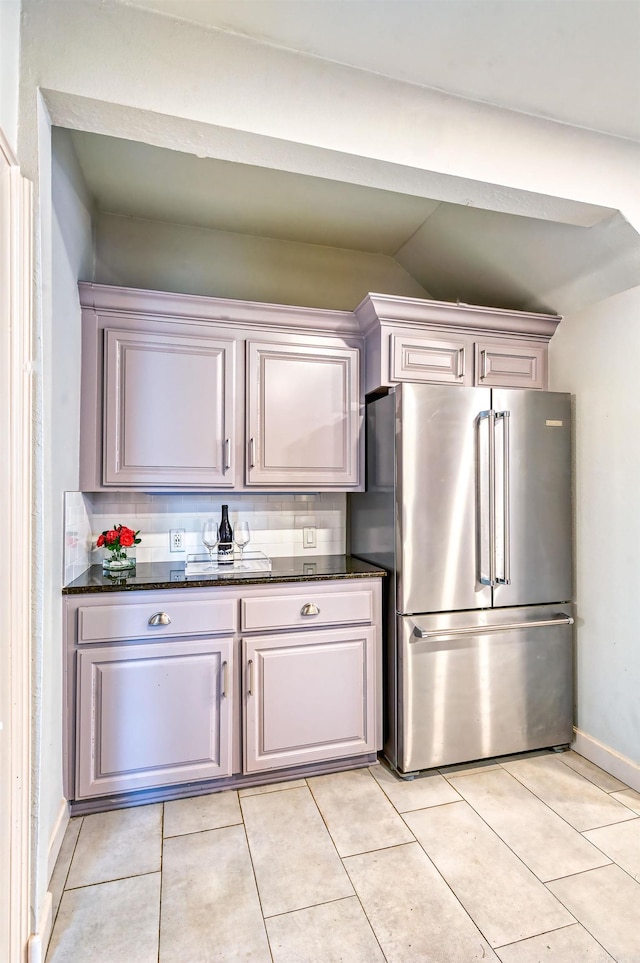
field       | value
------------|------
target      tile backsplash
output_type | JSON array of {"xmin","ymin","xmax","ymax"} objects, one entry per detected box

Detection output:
[
  {"xmin": 64, "ymin": 491, "xmax": 346, "ymax": 583},
  {"xmin": 63, "ymin": 492, "xmax": 95, "ymax": 585}
]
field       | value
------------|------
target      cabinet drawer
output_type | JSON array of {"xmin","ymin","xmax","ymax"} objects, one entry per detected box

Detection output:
[
  {"xmin": 241, "ymin": 589, "xmax": 373, "ymax": 632},
  {"xmin": 390, "ymin": 333, "xmax": 468, "ymax": 385},
  {"xmin": 77, "ymin": 597, "xmax": 237, "ymax": 644}
]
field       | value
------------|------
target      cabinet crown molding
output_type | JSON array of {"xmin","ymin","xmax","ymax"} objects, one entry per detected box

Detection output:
[
  {"xmin": 354, "ymin": 292, "xmax": 562, "ymax": 340},
  {"xmin": 79, "ymin": 283, "xmax": 562, "ymax": 341},
  {"xmin": 78, "ymin": 282, "xmax": 360, "ymax": 336}
]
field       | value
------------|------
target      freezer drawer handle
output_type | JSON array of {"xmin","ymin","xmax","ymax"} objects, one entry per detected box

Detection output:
[{"xmin": 412, "ymin": 614, "xmax": 574, "ymax": 640}]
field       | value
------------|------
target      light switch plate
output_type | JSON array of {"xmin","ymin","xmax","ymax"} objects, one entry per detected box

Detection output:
[{"xmin": 303, "ymin": 526, "xmax": 317, "ymax": 549}]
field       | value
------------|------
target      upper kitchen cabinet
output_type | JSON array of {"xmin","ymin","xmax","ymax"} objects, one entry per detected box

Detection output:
[
  {"xmin": 354, "ymin": 293, "xmax": 561, "ymax": 395},
  {"xmin": 79, "ymin": 283, "xmax": 364, "ymax": 492},
  {"xmin": 103, "ymin": 328, "xmax": 235, "ymax": 488},
  {"xmin": 246, "ymin": 340, "xmax": 360, "ymax": 488}
]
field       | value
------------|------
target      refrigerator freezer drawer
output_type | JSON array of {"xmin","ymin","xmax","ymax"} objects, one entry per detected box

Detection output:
[{"xmin": 396, "ymin": 606, "xmax": 573, "ymax": 773}]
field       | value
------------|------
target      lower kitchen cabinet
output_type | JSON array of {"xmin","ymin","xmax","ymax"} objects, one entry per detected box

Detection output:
[
  {"xmin": 76, "ymin": 637, "xmax": 233, "ymax": 797},
  {"xmin": 243, "ymin": 626, "xmax": 376, "ymax": 773},
  {"xmin": 64, "ymin": 576, "xmax": 383, "ymax": 807}
]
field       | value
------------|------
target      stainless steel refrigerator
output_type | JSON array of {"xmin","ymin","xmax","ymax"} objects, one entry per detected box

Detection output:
[{"xmin": 350, "ymin": 383, "xmax": 574, "ymax": 774}]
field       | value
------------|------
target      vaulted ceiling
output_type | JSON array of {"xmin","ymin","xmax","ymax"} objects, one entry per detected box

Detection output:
[{"xmin": 66, "ymin": 1, "xmax": 640, "ymax": 315}]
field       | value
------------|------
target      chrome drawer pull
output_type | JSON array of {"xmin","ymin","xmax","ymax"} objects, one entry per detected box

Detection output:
[
  {"xmin": 148, "ymin": 612, "xmax": 172, "ymax": 626},
  {"xmin": 221, "ymin": 660, "xmax": 229, "ymax": 698},
  {"xmin": 300, "ymin": 602, "xmax": 320, "ymax": 617}
]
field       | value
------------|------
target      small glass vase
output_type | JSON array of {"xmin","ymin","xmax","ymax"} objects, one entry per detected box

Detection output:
[{"xmin": 102, "ymin": 546, "xmax": 136, "ymax": 572}]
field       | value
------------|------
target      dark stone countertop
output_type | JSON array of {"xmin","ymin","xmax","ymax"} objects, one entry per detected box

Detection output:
[{"xmin": 63, "ymin": 555, "xmax": 386, "ymax": 594}]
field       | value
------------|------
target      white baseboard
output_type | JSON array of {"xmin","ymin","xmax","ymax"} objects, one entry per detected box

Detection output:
[
  {"xmin": 27, "ymin": 890, "xmax": 52, "ymax": 963},
  {"xmin": 573, "ymin": 728, "xmax": 640, "ymax": 793},
  {"xmin": 47, "ymin": 798, "xmax": 70, "ymax": 884}
]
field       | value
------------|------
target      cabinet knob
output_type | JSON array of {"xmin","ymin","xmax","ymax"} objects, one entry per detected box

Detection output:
[
  {"xmin": 300, "ymin": 602, "xmax": 320, "ymax": 617},
  {"xmin": 148, "ymin": 612, "xmax": 172, "ymax": 626}
]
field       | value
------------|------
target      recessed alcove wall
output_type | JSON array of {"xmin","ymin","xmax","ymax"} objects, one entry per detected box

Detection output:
[{"xmin": 63, "ymin": 491, "xmax": 346, "ymax": 584}]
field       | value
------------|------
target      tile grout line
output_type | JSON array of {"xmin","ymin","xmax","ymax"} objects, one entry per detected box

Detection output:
[
  {"xmin": 447, "ymin": 765, "xmax": 618, "ymax": 880},
  {"xmin": 370, "ymin": 768, "xmax": 514, "ymax": 951},
  {"xmin": 237, "ymin": 789, "xmax": 276, "ymax": 963},
  {"xmin": 444, "ymin": 765, "xmax": 640, "ymax": 935},
  {"xmin": 495, "ymin": 757, "xmax": 638, "ymax": 833},
  {"xmin": 552, "ymin": 846, "xmax": 640, "ymax": 892},
  {"xmin": 580, "ymin": 814, "xmax": 640, "ymax": 832},
  {"xmin": 555, "ymin": 751, "xmax": 630, "ymax": 796},
  {"xmin": 163, "ymin": 818, "xmax": 244, "ymax": 840},
  {"xmin": 540, "ymin": 867, "xmax": 628, "ymax": 962},
  {"xmin": 157, "ymin": 802, "xmax": 164, "ymax": 963},
  {"xmin": 380, "ymin": 760, "xmax": 597, "ymax": 950},
  {"xmin": 392, "ymin": 803, "xmax": 502, "ymax": 953},
  {"xmin": 396, "ymin": 785, "xmax": 589, "ymax": 949},
  {"xmin": 305, "ymin": 771, "xmax": 390, "ymax": 961},
  {"xmin": 492, "ymin": 920, "xmax": 615, "ymax": 959},
  {"xmin": 50, "ymin": 816, "xmax": 85, "ymax": 938},
  {"xmin": 263, "ymin": 892, "xmax": 370, "ymax": 921},
  {"xmin": 62, "ymin": 869, "xmax": 162, "ymax": 894}
]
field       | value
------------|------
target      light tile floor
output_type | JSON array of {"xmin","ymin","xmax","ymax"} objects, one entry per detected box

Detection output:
[{"xmin": 47, "ymin": 750, "xmax": 640, "ymax": 962}]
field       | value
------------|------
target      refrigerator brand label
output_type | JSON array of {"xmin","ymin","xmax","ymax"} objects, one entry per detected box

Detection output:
[{"xmin": 545, "ymin": 420, "xmax": 563, "ymax": 427}]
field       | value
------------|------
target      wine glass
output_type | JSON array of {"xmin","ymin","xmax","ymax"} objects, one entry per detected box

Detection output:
[
  {"xmin": 235, "ymin": 521, "xmax": 251, "ymax": 564},
  {"xmin": 202, "ymin": 520, "xmax": 219, "ymax": 568}
]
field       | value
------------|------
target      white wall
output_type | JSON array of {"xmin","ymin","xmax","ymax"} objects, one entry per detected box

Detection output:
[
  {"xmin": 0, "ymin": 0, "xmax": 20, "ymax": 154},
  {"xmin": 34, "ymin": 125, "xmax": 93, "ymax": 914},
  {"xmin": 95, "ymin": 212, "xmax": 429, "ymax": 309},
  {"xmin": 15, "ymin": 0, "xmax": 640, "ymax": 932},
  {"xmin": 550, "ymin": 285, "xmax": 640, "ymax": 767}
]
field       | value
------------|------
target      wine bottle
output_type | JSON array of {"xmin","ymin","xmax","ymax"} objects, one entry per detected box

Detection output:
[{"xmin": 217, "ymin": 504, "xmax": 234, "ymax": 564}]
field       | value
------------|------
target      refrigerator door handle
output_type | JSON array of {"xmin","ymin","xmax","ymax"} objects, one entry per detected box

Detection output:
[
  {"xmin": 411, "ymin": 614, "xmax": 574, "ymax": 641},
  {"xmin": 495, "ymin": 410, "xmax": 511, "ymax": 585},
  {"xmin": 477, "ymin": 410, "xmax": 496, "ymax": 587}
]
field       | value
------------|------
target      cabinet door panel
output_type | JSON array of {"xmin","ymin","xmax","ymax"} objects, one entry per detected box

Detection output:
[
  {"xmin": 103, "ymin": 329, "xmax": 235, "ymax": 487},
  {"xmin": 246, "ymin": 341, "xmax": 360, "ymax": 487},
  {"xmin": 244, "ymin": 627, "xmax": 375, "ymax": 772},
  {"xmin": 76, "ymin": 638, "xmax": 233, "ymax": 797},
  {"xmin": 390, "ymin": 333, "xmax": 469, "ymax": 385},
  {"xmin": 475, "ymin": 340, "xmax": 546, "ymax": 389}
]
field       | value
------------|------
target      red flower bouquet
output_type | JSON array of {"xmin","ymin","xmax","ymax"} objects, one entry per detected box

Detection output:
[{"xmin": 98, "ymin": 524, "xmax": 141, "ymax": 571}]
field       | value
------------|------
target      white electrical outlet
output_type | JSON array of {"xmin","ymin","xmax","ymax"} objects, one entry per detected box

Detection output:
[
  {"xmin": 303, "ymin": 526, "xmax": 317, "ymax": 549},
  {"xmin": 170, "ymin": 529, "xmax": 185, "ymax": 552}
]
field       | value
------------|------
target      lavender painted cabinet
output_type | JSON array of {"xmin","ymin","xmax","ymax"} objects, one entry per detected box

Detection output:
[
  {"xmin": 354, "ymin": 293, "xmax": 561, "ymax": 395},
  {"xmin": 103, "ymin": 328, "xmax": 236, "ymax": 488},
  {"xmin": 474, "ymin": 339, "xmax": 546, "ymax": 389},
  {"xmin": 76, "ymin": 637, "xmax": 233, "ymax": 797},
  {"xmin": 79, "ymin": 284, "xmax": 365, "ymax": 492},
  {"xmin": 389, "ymin": 332, "xmax": 470, "ymax": 386},
  {"xmin": 65, "ymin": 577, "xmax": 383, "ymax": 806},
  {"xmin": 243, "ymin": 626, "xmax": 376, "ymax": 772},
  {"xmin": 246, "ymin": 340, "xmax": 361, "ymax": 488}
]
